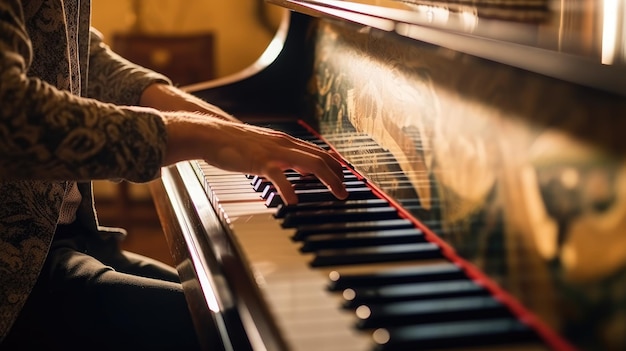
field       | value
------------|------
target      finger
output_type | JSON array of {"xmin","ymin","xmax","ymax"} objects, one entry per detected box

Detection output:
[
  {"xmin": 250, "ymin": 127, "xmax": 347, "ymax": 200},
  {"xmin": 328, "ymin": 149, "xmax": 344, "ymax": 164},
  {"xmin": 286, "ymin": 138, "xmax": 346, "ymax": 175},
  {"xmin": 314, "ymin": 164, "xmax": 349, "ymax": 200},
  {"xmin": 264, "ymin": 165, "xmax": 298, "ymax": 205},
  {"xmin": 289, "ymin": 149, "xmax": 348, "ymax": 200},
  {"xmin": 259, "ymin": 128, "xmax": 342, "ymax": 172}
]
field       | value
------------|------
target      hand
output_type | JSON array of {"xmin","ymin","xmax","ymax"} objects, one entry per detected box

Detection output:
[
  {"xmin": 162, "ymin": 113, "xmax": 349, "ymax": 205},
  {"xmin": 140, "ymin": 83, "xmax": 347, "ymax": 203}
]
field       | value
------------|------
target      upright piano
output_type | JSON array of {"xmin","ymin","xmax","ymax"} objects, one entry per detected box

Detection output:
[{"xmin": 149, "ymin": 1, "xmax": 626, "ymax": 350}]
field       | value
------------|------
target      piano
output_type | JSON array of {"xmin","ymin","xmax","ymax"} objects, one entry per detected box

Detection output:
[{"xmin": 148, "ymin": 1, "xmax": 626, "ymax": 350}]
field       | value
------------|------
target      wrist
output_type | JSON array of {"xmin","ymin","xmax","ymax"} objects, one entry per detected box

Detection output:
[
  {"xmin": 161, "ymin": 112, "xmax": 209, "ymax": 166},
  {"xmin": 141, "ymin": 83, "xmax": 239, "ymax": 123}
]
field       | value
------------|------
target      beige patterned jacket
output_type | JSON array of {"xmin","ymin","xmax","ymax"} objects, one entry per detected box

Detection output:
[{"xmin": 0, "ymin": 0, "xmax": 171, "ymax": 341}]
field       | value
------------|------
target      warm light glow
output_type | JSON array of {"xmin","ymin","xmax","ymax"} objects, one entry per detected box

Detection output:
[
  {"xmin": 342, "ymin": 288, "xmax": 356, "ymax": 301},
  {"xmin": 602, "ymin": 0, "xmax": 620, "ymax": 64},
  {"xmin": 198, "ymin": 273, "xmax": 221, "ymax": 312},
  {"xmin": 416, "ymin": 5, "xmax": 450, "ymax": 26},
  {"xmin": 329, "ymin": 270, "xmax": 341, "ymax": 282},
  {"xmin": 561, "ymin": 244, "xmax": 577, "ymax": 272},
  {"xmin": 460, "ymin": 8, "xmax": 478, "ymax": 32},
  {"xmin": 257, "ymin": 36, "xmax": 284, "ymax": 67},
  {"xmin": 355, "ymin": 305, "xmax": 371, "ymax": 319},
  {"xmin": 372, "ymin": 328, "xmax": 391, "ymax": 345},
  {"xmin": 560, "ymin": 168, "xmax": 580, "ymax": 189}
]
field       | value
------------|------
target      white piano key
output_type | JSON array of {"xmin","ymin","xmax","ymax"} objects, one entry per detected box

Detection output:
[{"xmin": 225, "ymin": 209, "xmax": 374, "ymax": 351}]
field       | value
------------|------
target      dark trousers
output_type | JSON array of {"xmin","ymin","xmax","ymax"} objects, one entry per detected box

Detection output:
[{"xmin": 3, "ymin": 223, "xmax": 203, "ymax": 351}]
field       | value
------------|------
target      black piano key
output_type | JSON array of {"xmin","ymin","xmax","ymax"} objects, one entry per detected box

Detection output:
[
  {"xmin": 260, "ymin": 185, "xmax": 276, "ymax": 199},
  {"xmin": 291, "ymin": 134, "xmax": 324, "ymax": 142},
  {"xmin": 275, "ymin": 198, "xmax": 390, "ymax": 218},
  {"xmin": 310, "ymin": 242, "xmax": 441, "ymax": 267},
  {"xmin": 372, "ymin": 318, "xmax": 538, "ymax": 351},
  {"xmin": 265, "ymin": 186, "xmax": 377, "ymax": 207},
  {"xmin": 252, "ymin": 177, "xmax": 272, "ymax": 192},
  {"xmin": 328, "ymin": 263, "xmax": 466, "ymax": 291},
  {"xmin": 253, "ymin": 167, "xmax": 354, "ymax": 184},
  {"xmin": 264, "ymin": 122, "xmax": 308, "ymax": 133},
  {"xmin": 310, "ymin": 143, "xmax": 330, "ymax": 150},
  {"xmin": 250, "ymin": 174, "xmax": 262, "ymax": 185},
  {"xmin": 250, "ymin": 170, "xmax": 301, "ymax": 185},
  {"xmin": 294, "ymin": 218, "xmax": 414, "ymax": 241},
  {"xmin": 293, "ymin": 179, "xmax": 366, "ymax": 190},
  {"xmin": 342, "ymin": 279, "xmax": 488, "ymax": 308},
  {"xmin": 300, "ymin": 228, "xmax": 424, "ymax": 252},
  {"xmin": 283, "ymin": 206, "xmax": 399, "ymax": 228},
  {"xmin": 261, "ymin": 180, "xmax": 367, "ymax": 200},
  {"xmin": 355, "ymin": 296, "xmax": 512, "ymax": 329},
  {"xmin": 253, "ymin": 173, "xmax": 359, "ymax": 192}
]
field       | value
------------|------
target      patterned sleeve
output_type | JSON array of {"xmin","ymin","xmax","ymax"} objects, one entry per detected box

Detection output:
[
  {"xmin": 87, "ymin": 28, "xmax": 172, "ymax": 105},
  {"xmin": 0, "ymin": 2, "xmax": 167, "ymax": 183}
]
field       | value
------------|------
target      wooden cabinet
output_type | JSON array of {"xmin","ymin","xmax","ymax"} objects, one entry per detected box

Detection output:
[{"xmin": 111, "ymin": 32, "xmax": 215, "ymax": 86}]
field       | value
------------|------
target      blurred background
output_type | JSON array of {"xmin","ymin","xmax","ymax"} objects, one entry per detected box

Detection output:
[{"xmin": 90, "ymin": 0, "xmax": 285, "ymax": 263}]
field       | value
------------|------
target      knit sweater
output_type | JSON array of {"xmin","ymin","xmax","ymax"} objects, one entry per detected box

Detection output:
[{"xmin": 0, "ymin": 0, "xmax": 171, "ymax": 341}]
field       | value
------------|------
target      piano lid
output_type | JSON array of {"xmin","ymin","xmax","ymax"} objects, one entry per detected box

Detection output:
[{"xmin": 269, "ymin": 0, "xmax": 626, "ymax": 97}]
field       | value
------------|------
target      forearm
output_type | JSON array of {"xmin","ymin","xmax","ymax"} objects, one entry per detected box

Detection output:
[
  {"xmin": 0, "ymin": 76, "xmax": 166, "ymax": 182},
  {"xmin": 87, "ymin": 29, "xmax": 171, "ymax": 105},
  {"xmin": 140, "ymin": 83, "xmax": 240, "ymax": 123}
]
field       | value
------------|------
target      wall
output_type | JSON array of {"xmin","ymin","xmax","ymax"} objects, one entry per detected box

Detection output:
[{"xmin": 91, "ymin": 0, "xmax": 285, "ymax": 78}]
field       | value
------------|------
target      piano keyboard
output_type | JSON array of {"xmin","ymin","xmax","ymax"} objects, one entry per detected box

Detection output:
[{"xmin": 188, "ymin": 121, "xmax": 559, "ymax": 351}]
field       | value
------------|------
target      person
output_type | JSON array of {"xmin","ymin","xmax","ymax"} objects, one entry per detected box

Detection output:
[{"xmin": 0, "ymin": 1, "xmax": 348, "ymax": 350}]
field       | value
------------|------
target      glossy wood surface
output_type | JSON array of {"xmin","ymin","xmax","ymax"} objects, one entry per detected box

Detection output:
[{"xmin": 268, "ymin": 0, "xmax": 626, "ymax": 96}]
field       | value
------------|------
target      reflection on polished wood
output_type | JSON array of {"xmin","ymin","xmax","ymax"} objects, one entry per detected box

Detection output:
[{"xmin": 270, "ymin": 0, "xmax": 626, "ymax": 96}]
